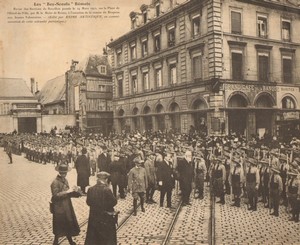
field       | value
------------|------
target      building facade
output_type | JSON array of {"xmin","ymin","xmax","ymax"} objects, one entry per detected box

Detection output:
[
  {"xmin": 0, "ymin": 78, "xmax": 41, "ymax": 133},
  {"xmin": 108, "ymin": 0, "xmax": 300, "ymax": 140},
  {"xmin": 78, "ymin": 55, "xmax": 113, "ymax": 134}
]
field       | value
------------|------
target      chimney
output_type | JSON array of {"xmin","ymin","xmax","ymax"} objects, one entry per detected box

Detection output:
[
  {"xmin": 30, "ymin": 78, "xmax": 35, "ymax": 94},
  {"xmin": 36, "ymin": 82, "xmax": 39, "ymax": 92}
]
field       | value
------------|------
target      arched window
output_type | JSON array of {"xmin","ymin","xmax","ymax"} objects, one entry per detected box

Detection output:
[{"xmin": 282, "ymin": 96, "xmax": 296, "ymax": 109}]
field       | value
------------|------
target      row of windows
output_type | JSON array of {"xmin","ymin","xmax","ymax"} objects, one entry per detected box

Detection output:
[
  {"xmin": 116, "ymin": 54, "xmax": 202, "ymax": 97},
  {"xmin": 231, "ymin": 10, "xmax": 292, "ymax": 41},
  {"xmin": 116, "ymin": 15, "xmax": 200, "ymax": 66},
  {"xmin": 231, "ymin": 49, "xmax": 294, "ymax": 83},
  {"xmin": 86, "ymin": 99, "xmax": 113, "ymax": 111},
  {"xmin": 86, "ymin": 80, "xmax": 113, "ymax": 92}
]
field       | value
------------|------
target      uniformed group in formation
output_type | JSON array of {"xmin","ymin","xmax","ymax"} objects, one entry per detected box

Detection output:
[{"xmin": 1, "ymin": 131, "xmax": 300, "ymax": 223}]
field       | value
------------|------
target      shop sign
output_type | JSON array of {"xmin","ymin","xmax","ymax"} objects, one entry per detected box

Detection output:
[
  {"xmin": 224, "ymin": 84, "xmax": 278, "ymax": 92},
  {"xmin": 224, "ymin": 83, "xmax": 298, "ymax": 93},
  {"xmin": 282, "ymin": 111, "xmax": 300, "ymax": 120}
]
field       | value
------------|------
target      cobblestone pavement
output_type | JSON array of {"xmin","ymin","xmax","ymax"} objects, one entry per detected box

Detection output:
[
  {"xmin": 214, "ymin": 194, "xmax": 300, "ymax": 245},
  {"xmin": 1, "ymin": 149, "xmax": 299, "ymax": 245},
  {"xmin": 168, "ymin": 188, "xmax": 210, "ymax": 245}
]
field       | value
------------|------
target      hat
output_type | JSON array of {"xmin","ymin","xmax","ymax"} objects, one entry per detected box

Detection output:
[
  {"xmin": 259, "ymin": 159, "xmax": 269, "ymax": 165},
  {"xmin": 294, "ymin": 157, "xmax": 300, "ymax": 164},
  {"xmin": 97, "ymin": 171, "xmax": 110, "ymax": 179},
  {"xmin": 271, "ymin": 166, "xmax": 281, "ymax": 173},
  {"xmin": 233, "ymin": 157, "xmax": 241, "ymax": 165},
  {"xmin": 82, "ymin": 147, "xmax": 87, "ymax": 154},
  {"xmin": 217, "ymin": 156, "xmax": 226, "ymax": 163},
  {"xmin": 287, "ymin": 169, "xmax": 299, "ymax": 176},
  {"xmin": 279, "ymin": 154, "xmax": 288, "ymax": 162},
  {"xmin": 247, "ymin": 158, "xmax": 257, "ymax": 166},
  {"xmin": 55, "ymin": 164, "xmax": 72, "ymax": 173},
  {"xmin": 133, "ymin": 157, "xmax": 144, "ymax": 164}
]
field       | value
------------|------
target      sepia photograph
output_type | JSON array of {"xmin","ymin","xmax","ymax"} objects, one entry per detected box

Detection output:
[{"xmin": 0, "ymin": 0, "xmax": 300, "ymax": 244}]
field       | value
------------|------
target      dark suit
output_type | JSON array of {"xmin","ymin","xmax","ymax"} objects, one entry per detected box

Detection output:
[
  {"xmin": 177, "ymin": 158, "xmax": 194, "ymax": 204},
  {"xmin": 156, "ymin": 160, "xmax": 175, "ymax": 207},
  {"xmin": 97, "ymin": 153, "xmax": 111, "ymax": 172},
  {"xmin": 75, "ymin": 154, "xmax": 90, "ymax": 193},
  {"xmin": 85, "ymin": 181, "xmax": 117, "ymax": 245}
]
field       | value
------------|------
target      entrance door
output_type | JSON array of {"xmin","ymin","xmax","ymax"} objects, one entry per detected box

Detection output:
[
  {"xmin": 18, "ymin": 117, "xmax": 37, "ymax": 133},
  {"xmin": 256, "ymin": 110, "xmax": 272, "ymax": 138},
  {"xmin": 193, "ymin": 113, "xmax": 207, "ymax": 133},
  {"xmin": 156, "ymin": 114, "xmax": 165, "ymax": 131},
  {"xmin": 144, "ymin": 116, "xmax": 153, "ymax": 131},
  {"xmin": 228, "ymin": 110, "xmax": 247, "ymax": 135}
]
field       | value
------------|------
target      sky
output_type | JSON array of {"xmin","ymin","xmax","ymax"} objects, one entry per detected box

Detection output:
[{"xmin": 0, "ymin": 0, "xmax": 143, "ymax": 90}]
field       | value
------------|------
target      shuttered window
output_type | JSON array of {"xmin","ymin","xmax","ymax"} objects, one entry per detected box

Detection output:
[
  {"xmin": 192, "ymin": 55, "xmax": 202, "ymax": 79},
  {"xmin": 231, "ymin": 11, "xmax": 241, "ymax": 34},
  {"xmin": 283, "ymin": 58, "xmax": 292, "ymax": 84},
  {"xmin": 118, "ymin": 79, "xmax": 123, "ymax": 97},
  {"xmin": 258, "ymin": 55, "xmax": 269, "ymax": 81},
  {"xmin": 232, "ymin": 52, "xmax": 243, "ymax": 80}
]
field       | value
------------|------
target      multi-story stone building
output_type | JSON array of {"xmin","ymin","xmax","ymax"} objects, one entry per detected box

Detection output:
[{"xmin": 108, "ymin": 0, "xmax": 300, "ymax": 140}]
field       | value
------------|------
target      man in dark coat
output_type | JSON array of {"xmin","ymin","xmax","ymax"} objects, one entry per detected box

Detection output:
[
  {"xmin": 51, "ymin": 164, "xmax": 81, "ymax": 245},
  {"xmin": 177, "ymin": 150, "xmax": 194, "ymax": 205},
  {"xmin": 75, "ymin": 148, "xmax": 90, "ymax": 194},
  {"xmin": 97, "ymin": 146, "xmax": 111, "ymax": 173},
  {"xmin": 110, "ymin": 154, "xmax": 126, "ymax": 198},
  {"xmin": 85, "ymin": 172, "xmax": 118, "ymax": 245},
  {"xmin": 156, "ymin": 153, "xmax": 175, "ymax": 208}
]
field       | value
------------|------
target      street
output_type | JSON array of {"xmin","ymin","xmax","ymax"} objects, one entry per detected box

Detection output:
[{"xmin": 0, "ymin": 149, "xmax": 299, "ymax": 245}]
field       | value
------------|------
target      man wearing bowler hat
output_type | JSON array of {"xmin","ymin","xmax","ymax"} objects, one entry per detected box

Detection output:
[
  {"xmin": 51, "ymin": 164, "xmax": 81, "ymax": 245},
  {"xmin": 75, "ymin": 148, "xmax": 91, "ymax": 194}
]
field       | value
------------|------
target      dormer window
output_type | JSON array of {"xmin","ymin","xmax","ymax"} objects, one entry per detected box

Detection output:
[
  {"xmin": 131, "ymin": 17, "xmax": 136, "ymax": 29},
  {"xmin": 99, "ymin": 65, "xmax": 106, "ymax": 75},
  {"xmin": 156, "ymin": 3, "xmax": 160, "ymax": 17},
  {"xmin": 143, "ymin": 10, "xmax": 147, "ymax": 24},
  {"xmin": 130, "ymin": 11, "xmax": 137, "ymax": 29}
]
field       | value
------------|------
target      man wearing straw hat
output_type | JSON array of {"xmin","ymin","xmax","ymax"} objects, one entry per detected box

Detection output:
[
  {"xmin": 261, "ymin": 159, "xmax": 271, "ymax": 208},
  {"xmin": 128, "ymin": 157, "xmax": 148, "ymax": 215},
  {"xmin": 194, "ymin": 152, "xmax": 207, "ymax": 200},
  {"xmin": 212, "ymin": 156, "xmax": 226, "ymax": 205},
  {"xmin": 287, "ymin": 160, "xmax": 300, "ymax": 223},
  {"xmin": 246, "ymin": 158, "xmax": 260, "ymax": 211},
  {"xmin": 51, "ymin": 164, "xmax": 81, "ymax": 245},
  {"xmin": 269, "ymin": 163, "xmax": 283, "ymax": 217},
  {"xmin": 279, "ymin": 154, "xmax": 289, "ymax": 206},
  {"xmin": 230, "ymin": 157, "xmax": 244, "ymax": 207}
]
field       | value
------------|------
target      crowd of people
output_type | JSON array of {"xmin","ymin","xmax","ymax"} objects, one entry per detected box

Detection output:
[{"xmin": 1, "ymin": 129, "xmax": 300, "ymax": 244}]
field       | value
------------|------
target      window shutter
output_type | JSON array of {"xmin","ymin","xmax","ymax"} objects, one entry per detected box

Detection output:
[{"xmin": 231, "ymin": 12, "xmax": 241, "ymax": 34}]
